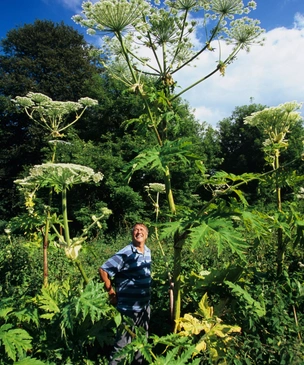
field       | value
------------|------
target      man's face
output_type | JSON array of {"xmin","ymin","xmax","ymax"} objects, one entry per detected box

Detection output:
[{"xmin": 132, "ymin": 224, "xmax": 148, "ymax": 246}]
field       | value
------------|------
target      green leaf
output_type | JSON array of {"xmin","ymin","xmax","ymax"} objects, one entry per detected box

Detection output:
[
  {"xmin": 0, "ymin": 324, "xmax": 32, "ymax": 362},
  {"xmin": 159, "ymin": 220, "xmax": 187, "ymax": 240},
  {"xmin": 294, "ymin": 220, "xmax": 304, "ymax": 248},
  {"xmin": 0, "ymin": 306, "xmax": 14, "ymax": 318},
  {"xmin": 225, "ymin": 281, "xmax": 266, "ymax": 317},
  {"xmin": 241, "ymin": 210, "xmax": 269, "ymax": 239},
  {"xmin": 14, "ymin": 358, "xmax": 47, "ymax": 365},
  {"xmin": 232, "ymin": 188, "xmax": 248, "ymax": 206},
  {"xmin": 150, "ymin": 345, "xmax": 200, "ymax": 365},
  {"xmin": 189, "ymin": 218, "xmax": 248, "ymax": 261},
  {"xmin": 191, "ymin": 265, "xmax": 244, "ymax": 287},
  {"xmin": 60, "ymin": 302, "xmax": 75, "ymax": 338},
  {"xmin": 125, "ymin": 139, "xmax": 201, "ymax": 182},
  {"xmin": 35, "ymin": 283, "xmax": 61, "ymax": 319},
  {"xmin": 125, "ymin": 147, "xmax": 162, "ymax": 182},
  {"xmin": 75, "ymin": 281, "xmax": 111, "ymax": 323},
  {"xmin": 198, "ymin": 293, "xmax": 213, "ymax": 319},
  {"xmin": 13, "ymin": 307, "xmax": 39, "ymax": 327}
]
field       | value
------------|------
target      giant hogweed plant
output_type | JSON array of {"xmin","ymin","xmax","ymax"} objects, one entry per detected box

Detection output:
[
  {"xmin": 245, "ymin": 101, "xmax": 304, "ymax": 277},
  {"xmin": 15, "ymin": 163, "xmax": 111, "ymax": 285},
  {"xmin": 11, "ymin": 93, "xmax": 98, "ymax": 286},
  {"xmin": 73, "ymin": 0, "xmax": 265, "ymax": 327}
]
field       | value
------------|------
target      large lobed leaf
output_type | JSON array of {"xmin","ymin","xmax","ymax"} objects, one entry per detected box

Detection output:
[
  {"xmin": 225, "ymin": 281, "xmax": 266, "ymax": 318},
  {"xmin": 0, "ymin": 323, "xmax": 32, "ymax": 362},
  {"xmin": 75, "ymin": 281, "xmax": 113, "ymax": 323},
  {"xmin": 126, "ymin": 139, "xmax": 201, "ymax": 182},
  {"xmin": 189, "ymin": 218, "xmax": 248, "ymax": 261},
  {"xmin": 35, "ymin": 283, "xmax": 61, "ymax": 320}
]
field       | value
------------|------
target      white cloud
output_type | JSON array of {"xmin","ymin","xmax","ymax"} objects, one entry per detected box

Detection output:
[
  {"xmin": 294, "ymin": 12, "xmax": 304, "ymax": 29},
  {"xmin": 175, "ymin": 16, "xmax": 304, "ymax": 127}
]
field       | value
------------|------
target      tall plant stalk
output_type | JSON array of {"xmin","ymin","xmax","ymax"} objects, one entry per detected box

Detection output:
[
  {"xmin": 245, "ymin": 102, "xmax": 303, "ymax": 277},
  {"xmin": 74, "ymin": 0, "xmax": 265, "ymax": 326},
  {"xmin": 12, "ymin": 93, "xmax": 98, "ymax": 286},
  {"xmin": 43, "ymin": 144, "xmax": 57, "ymax": 286},
  {"xmin": 274, "ymin": 149, "xmax": 284, "ymax": 276},
  {"xmin": 62, "ymin": 185, "xmax": 89, "ymax": 284}
]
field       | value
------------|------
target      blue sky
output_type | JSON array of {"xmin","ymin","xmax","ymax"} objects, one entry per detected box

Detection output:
[{"xmin": 2, "ymin": 0, "xmax": 304, "ymax": 127}]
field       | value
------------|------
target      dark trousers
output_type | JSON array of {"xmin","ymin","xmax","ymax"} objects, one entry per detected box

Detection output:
[{"xmin": 109, "ymin": 306, "xmax": 150, "ymax": 365}]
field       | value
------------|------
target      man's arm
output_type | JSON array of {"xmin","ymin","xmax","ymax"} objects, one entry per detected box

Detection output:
[{"xmin": 99, "ymin": 268, "xmax": 117, "ymax": 305}]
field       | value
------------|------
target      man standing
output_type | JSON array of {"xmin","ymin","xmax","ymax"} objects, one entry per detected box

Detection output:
[{"xmin": 99, "ymin": 223, "xmax": 151, "ymax": 365}]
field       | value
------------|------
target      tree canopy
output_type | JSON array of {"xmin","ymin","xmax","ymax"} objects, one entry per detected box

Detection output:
[{"xmin": 0, "ymin": 19, "xmax": 99, "ymax": 100}]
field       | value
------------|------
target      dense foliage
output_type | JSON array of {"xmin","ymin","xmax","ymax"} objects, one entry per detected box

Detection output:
[{"xmin": 1, "ymin": 1, "xmax": 304, "ymax": 364}]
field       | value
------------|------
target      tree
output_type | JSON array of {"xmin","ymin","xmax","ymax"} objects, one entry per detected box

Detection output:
[
  {"xmin": 73, "ymin": 0, "xmax": 265, "ymax": 327},
  {"xmin": 218, "ymin": 103, "xmax": 267, "ymax": 175},
  {"xmin": 0, "ymin": 19, "xmax": 99, "ymax": 100},
  {"xmin": 216, "ymin": 103, "xmax": 267, "ymax": 203}
]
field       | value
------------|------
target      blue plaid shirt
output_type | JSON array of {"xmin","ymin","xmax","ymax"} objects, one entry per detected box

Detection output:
[{"xmin": 101, "ymin": 243, "xmax": 151, "ymax": 313}]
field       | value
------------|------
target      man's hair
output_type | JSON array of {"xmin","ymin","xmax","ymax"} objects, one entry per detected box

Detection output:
[{"xmin": 132, "ymin": 223, "xmax": 149, "ymax": 235}]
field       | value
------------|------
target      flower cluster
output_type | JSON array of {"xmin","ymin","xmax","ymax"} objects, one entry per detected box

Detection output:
[
  {"xmin": 145, "ymin": 182, "xmax": 166, "ymax": 193},
  {"xmin": 244, "ymin": 101, "xmax": 303, "ymax": 142},
  {"xmin": 12, "ymin": 92, "xmax": 98, "ymax": 137},
  {"xmin": 73, "ymin": 0, "xmax": 151, "ymax": 34},
  {"xmin": 224, "ymin": 17, "xmax": 265, "ymax": 51},
  {"xmin": 15, "ymin": 163, "xmax": 104, "ymax": 193}
]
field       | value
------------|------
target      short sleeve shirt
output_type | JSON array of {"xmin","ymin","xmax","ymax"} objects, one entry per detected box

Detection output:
[{"xmin": 101, "ymin": 243, "xmax": 151, "ymax": 313}]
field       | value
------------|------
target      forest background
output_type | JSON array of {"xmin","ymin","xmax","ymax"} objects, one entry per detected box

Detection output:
[{"xmin": 0, "ymin": 1, "xmax": 304, "ymax": 364}]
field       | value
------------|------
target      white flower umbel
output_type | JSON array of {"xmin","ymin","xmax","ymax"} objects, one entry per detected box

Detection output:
[
  {"xmin": 12, "ymin": 92, "xmax": 98, "ymax": 138},
  {"xmin": 15, "ymin": 163, "xmax": 104, "ymax": 193},
  {"xmin": 244, "ymin": 102, "xmax": 303, "ymax": 150},
  {"xmin": 15, "ymin": 163, "xmax": 105, "ymax": 265},
  {"xmin": 145, "ymin": 182, "xmax": 166, "ymax": 193},
  {"xmin": 73, "ymin": 0, "xmax": 150, "ymax": 33},
  {"xmin": 73, "ymin": 0, "xmax": 265, "ymax": 105}
]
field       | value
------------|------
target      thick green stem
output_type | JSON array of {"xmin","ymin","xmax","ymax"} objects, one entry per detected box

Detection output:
[
  {"xmin": 117, "ymin": 31, "xmax": 163, "ymax": 146},
  {"xmin": 173, "ymin": 244, "xmax": 182, "ymax": 332},
  {"xmin": 275, "ymin": 149, "xmax": 284, "ymax": 276},
  {"xmin": 75, "ymin": 259, "xmax": 89, "ymax": 285},
  {"xmin": 43, "ymin": 211, "xmax": 50, "ymax": 287},
  {"xmin": 62, "ymin": 186, "xmax": 90, "ymax": 285},
  {"xmin": 275, "ymin": 151, "xmax": 282, "ymax": 212},
  {"xmin": 164, "ymin": 167, "xmax": 176, "ymax": 215},
  {"xmin": 43, "ymin": 144, "xmax": 57, "ymax": 287},
  {"xmin": 277, "ymin": 227, "xmax": 284, "ymax": 276},
  {"xmin": 171, "ymin": 45, "xmax": 241, "ymax": 102},
  {"xmin": 163, "ymin": 166, "xmax": 183, "ymax": 328},
  {"xmin": 62, "ymin": 186, "xmax": 71, "ymax": 246}
]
